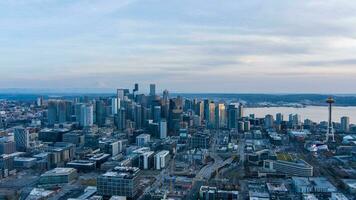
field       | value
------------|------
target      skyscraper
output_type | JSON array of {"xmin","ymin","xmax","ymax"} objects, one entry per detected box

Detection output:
[
  {"xmin": 209, "ymin": 102, "xmax": 215, "ymax": 128},
  {"xmin": 341, "ymin": 116, "xmax": 350, "ymax": 133},
  {"xmin": 14, "ymin": 126, "xmax": 30, "ymax": 152},
  {"xmin": 153, "ymin": 106, "xmax": 161, "ymax": 123},
  {"xmin": 227, "ymin": 104, "xmax": 237, "ymax": 129},
  {"xmin": 117, "ymin": 89, "xmax": 125, "ymax": 109},
  {"xmin": 264, "ymin": 114, "xmax": 274, "ymax": 129},
  {"xmin": 160, "ymin": 119, "xmax": 167, "ymax": 139},
  {"xmin": 215, "ymin": 103, "xmax": 226, "ymax": 129},
  {"xmin": 203, "ymin": 99, "xmax": 210, "ymax": 123},
  {"xmin": 47, "ymin": 100, "xmax": 58, "ymax": 126},
  {"xmin": 58, "ymin": 101, "xmax": 67, "ymax": 123},
  {"xmin": 238, "ymin": 103, "xmax": 244, "ymax": 119},
  {"xmin": 80, "ymin": 104, "xmax": 94, "ymax": 127},
  {"xmin": 150, "ymin": 84, "xmax": 156, "ymax": 96},
  {"xmin": 276, "ymin": 113, "xmax": 284, "ymax": 125},
  {"xmin": 111, "ymin": 98, "xmax": 118, "ymax": 115}
]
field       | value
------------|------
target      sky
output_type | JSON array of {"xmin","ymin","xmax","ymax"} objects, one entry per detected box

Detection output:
[{"xmin": 1, "ymin": 0, "xmax": 356, "ymax": 93}]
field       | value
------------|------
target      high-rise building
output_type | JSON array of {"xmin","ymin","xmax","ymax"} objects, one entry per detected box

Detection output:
[
  {"xmin": 208, "ymin": 102, "xmax": 216, "ymax": 128},
  {"xmin": 227, "ymin": 104, "xmax": 237, "ymax": 129},
  {"xmin": 134, "ymin": 104, "xmax": 142, "ymax": 129},
  {"xmin": 154, "ymin": 150, "xmax": 170, "ymax": 170},
  {"xmin": 95, "ymin": 100, "xmax": 106, "ymax": 127},
  {"xmin": 215, "ymin": 103, "xmax": 226, "ymax": 129},
  {"xmin": 203, "ymin": 99, "xmax": 210, "ymax": 123},
  {"xmin": 14, "ymin": 127, "xmax": 30, "ymax": 152},
  {"xmin": 150, "ymin": 84, "xmax": 156, "ymax": 96},
  {"xmin": 276, "ymin": 113, "xmax": 284, "ymax": 125},
  {"xmin": 116, "ymin": 108, "xmax": 126, "ymax": 131},
  {"xmin": 47, "ymin": 100, "xmax": 58, "ymax": 126},
  {"xmin": 153, "ymin": 106, "xmax": 161, "ymax": 123},
  {"xmin": 58, "ymin": 101, "xmax": 67, "ymax": 123},
  {"xmin": 80, "ymin": 104, "xmax": 94, "ymax": 127},
  {"xmin": 162, "ymin": 89, "xmax": 170, "ymax": 119},
  {"xmin": 136, "ymin": 134, "xmax": 150, "ymax": 147},
  {"xmin": 160, "ymin": 119, "xmax": 167, "ymax": 139},
  {"xmin": 341, "ymin": 116, "xmax": 350, "ymax": 133},
  {"xmin": 117, "ymin": 89, "xmax": 125, "ymax": 109},
  {"xmin": 111, "ymin": 98, "xmax": 118, "ymax": 115},
  {"xmin": 238, "ymin": 103, "xmax": 244, "ymax": 119},
  {"xmin": 264, "ymin": 114, "xmax": 274, "ymax": 129}
]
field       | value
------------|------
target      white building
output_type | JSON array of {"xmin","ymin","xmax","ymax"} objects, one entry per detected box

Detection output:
[
  {"xmin": 80, "ymin": 104, "xmax": 93, "ymax": 127},
  {"xmin": 111, "ymin": 98, "xmax": 118, "ymax": 115},
  {"xmin": 154, "ymin": 150, "xmax": 170, "ymax": 170},
  {"xmin": 160, "ymin": 119, "xmax": 167, "ymax": 139},
  {"xmin": 136, "ymin": 134, "xmax": 150, "ymax": 147}
]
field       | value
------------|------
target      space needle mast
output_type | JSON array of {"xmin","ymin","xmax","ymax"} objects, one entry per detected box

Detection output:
[{"xmin": 325, "ymin": 97, "xmax": 335, "ymax": 142}]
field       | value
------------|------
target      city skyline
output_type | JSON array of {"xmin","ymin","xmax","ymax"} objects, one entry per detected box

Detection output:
[{"xmin": 1, "ymin": 0, "xmax": 356, "ymax": 93}]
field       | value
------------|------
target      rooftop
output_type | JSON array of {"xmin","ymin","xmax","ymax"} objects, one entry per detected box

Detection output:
[
  {"xmin": 41, "ymin": 167, "xmax": 77, "ymax": 176},
  {"xmin": 101, "ymin": 166, "xmax": 140, "ymax": 179}
]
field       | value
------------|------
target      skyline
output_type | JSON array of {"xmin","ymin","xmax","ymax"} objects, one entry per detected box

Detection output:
[{"xmin": 1, "ymin": 0, "xmax": 356, "ymax": 93}]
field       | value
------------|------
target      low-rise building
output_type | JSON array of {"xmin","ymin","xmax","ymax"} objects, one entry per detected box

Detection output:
[
  {"xmin": 97, "ymin": 167, "xmax": 140, "ymax": 199},
  {"xmin": 39, "ymin": 167, "xmax": 77, "ymax": 185}
]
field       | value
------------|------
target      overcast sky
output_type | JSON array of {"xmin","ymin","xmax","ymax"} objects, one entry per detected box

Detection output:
[{"xmin": 1, "ymin": 0, "xmax": 356, "ymax": 93}]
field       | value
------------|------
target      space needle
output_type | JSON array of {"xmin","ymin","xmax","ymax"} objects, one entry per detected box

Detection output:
[{"xmin": 325, "ymin": 97, "xmax": 335, "ymax": 142}]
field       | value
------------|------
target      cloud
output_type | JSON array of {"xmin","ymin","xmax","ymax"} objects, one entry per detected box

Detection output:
[{"xmin": 0, "ymin": 0, "xmax": 356, "ymax": 92}]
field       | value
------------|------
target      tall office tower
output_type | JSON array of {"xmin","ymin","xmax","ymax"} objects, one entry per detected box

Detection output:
[
  {"xmin": 133, "ymin": 83, "xmax": 139, "ymax": 97},
  {"xmin": 58, "ymin": 101, "xmax": 67, "ymax": 123},
  {"xmin": 36, "ymin": 96, "xmax": 43, "ymax": 107},
  {"xmin": 116, "ymin": 108, "xmax": 126, "ymax": 131},
  {"xmin": 153, "ymin": 106, "xmax": 161, "ymax": 123},
  {"xmin": 215, "ymin": 103, "xmax": 226, "ymax": 129},
  {"xmin": 117, "ymin": 89, "xmax": 125, "ymax": 109},
  {"xmin": 244, "ymin": 120, "xmax": 251, "ymax": 131},
  {"xmin": 95, "ymin": 100, "xmax": 106, "ymax": 127},
  {"xmin": 47, "ymin": 100, "xmax": 58, "ymax": 126},
  {"xmin": 160, "ymin": 119, "xmax": 167, "ymax": 139},
  {"xmin": 199, "ymin": 101, "xmax": 204, "ymax": 119},
  {"xmin": 14, "ymin": 127, "xmax": 30, "ymax": 152},
  {"xmin": 162, "ymin": 89, "xmax": 170, "ymax": 119},
  {"xmin": 168, "ymin": 98, "xmax": 183, "ymax": 133},
  {"xmin": 80, "ymin": 104, "xmax": 94, "ymax": 127},
  {"xmin": 238, "ymin": 103, "xmax": 244, "ymax": 119},
  {"xmin": 276, "ymin": 113, "xmax": 284, "ymax": 125},
  {"xmin": 203, "ymin": 99, "xmax": 210, "ymax": 123},
  {"xmin": 74, "ymin": 103, "xmax": 84, "ymax": 123},
  {"xmin": 264, "ymin": 114, "xmax": 274, "ymax": 129},
  {"xmin": 341, "ymin": 116, "xmax": 350, "ymax": 133},
  {"xmin": 134, "ymin": 104, "xmax": 142, "ymax": 129},
  {"xmin": 65, "ymin": 101, "xmax": 73, "ymax": 122},
  {"xmin": 149, "ymin": 84, "xmax": 156, "ymax": 96},
  {"xmin": 227, "ymin": 104, "xmax": 238, "ymax": 129},
  {"xmin": 209, "ymin": 102, "xmax": 216, "ymax": 127},
  {"xmin": 326, "ymin": 97, "xmax": 335, "ymax": 142},
  {"xmin": 292, "ymin": 114, "xmax": 301, "ymax": 127},
  {"xmin": 111, "ymin": 98, "xmax": 118, "ymax": 115}
]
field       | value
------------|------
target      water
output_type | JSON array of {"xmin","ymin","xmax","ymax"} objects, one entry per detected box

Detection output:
[{"xmin": 245, "ymin": 106, "xmax": 356, "ymax": 124}]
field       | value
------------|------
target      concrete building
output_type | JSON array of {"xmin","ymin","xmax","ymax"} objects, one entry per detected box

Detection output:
[
  {"xmin": 159, "ymin": 119, "xmax": 167, "ymax": 139},
  {"xmin": 264, "ymin": 154, "xmax": 313, "ymax": 177},
  {"xmin": 292, "ymin": 177, "xmax": 337, "ymax": 193},
  {"xmin": 341, "ymin": 116, "xmax": 350, "ymax": 133},
  {"xmin": 154, "ymin": 150, "xmax": 170, "ymax": 170},
  {"xmin": 39, "ymin": 168, "xmax": 78, "ymax": 185},
  {"xmin": 136, "ymin": 134, "xmax": 150, "ymax": 147},
  {"xmin": 97, "ymin": 167, "xmax": 140, "ymax": 198},
  {"xmin": 199, "ymin": 186, "xmax": 238, "ymax": 200}
]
